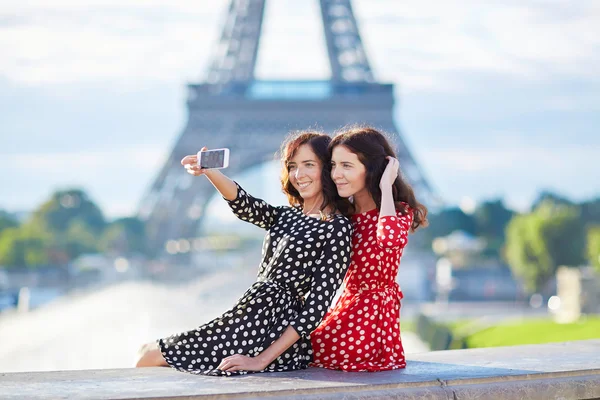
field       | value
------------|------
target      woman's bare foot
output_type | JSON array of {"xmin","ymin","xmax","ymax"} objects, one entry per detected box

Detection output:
[{"xmin": 135, "ymin": 342, "xmax": 168, "ymax": 368}]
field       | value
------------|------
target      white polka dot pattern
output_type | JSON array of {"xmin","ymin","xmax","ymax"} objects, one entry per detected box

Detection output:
[
  {"xmin": 310, "ymin": 205, "xmax": 413, "ymax": 372},
  {"xmin": 158, "ymin": 182, "xmax": 352, "ymax": 376}
]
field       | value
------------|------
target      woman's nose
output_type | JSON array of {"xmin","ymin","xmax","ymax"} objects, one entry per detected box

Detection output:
[
  {"xmin": 294, "ymin": 167, "xmax": 305, "ymax": 179},
  {"xmin": 331, "ymin": 167, "xmax": 342, "ymax": 180}
]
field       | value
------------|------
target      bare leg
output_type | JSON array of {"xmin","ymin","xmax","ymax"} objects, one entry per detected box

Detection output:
[{"xmin": 135, "ymin": 342, "xmax": 169, "ymax": 368}]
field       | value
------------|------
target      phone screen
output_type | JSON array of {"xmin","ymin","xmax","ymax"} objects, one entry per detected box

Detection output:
[{"xmin": 199, "ymin": 150, "xmax": 226, "ymax": 169}]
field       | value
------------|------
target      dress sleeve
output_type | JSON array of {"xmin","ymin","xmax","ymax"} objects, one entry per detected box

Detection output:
[
  {"xmin": 289, "ymin": 217, "xmax": 352, "ymax": 338},
  {"xmin": 376, "ymin": 204, "xmax": 413, "ymax": 249},
  {"xmin": 224, "ymin": 182, "xmax": 281, "ymax": 230}
]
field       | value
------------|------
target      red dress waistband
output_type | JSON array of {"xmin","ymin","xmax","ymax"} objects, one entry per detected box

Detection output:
[{"xmin": 345, "ymin": 281, "xmax": 404, "ymax": 300}]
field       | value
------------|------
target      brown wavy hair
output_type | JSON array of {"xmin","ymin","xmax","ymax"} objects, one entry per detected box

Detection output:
[
  {"xmin": 329, "ymin": 126, "xmax": 428, "ymax": 231},
  {"xmin": 279, "ymin": 131, "xmax": 351, "ymax": 216}
]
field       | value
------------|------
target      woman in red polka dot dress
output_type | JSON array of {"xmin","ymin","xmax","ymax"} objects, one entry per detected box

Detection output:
[{"xmin": 310, "ymin": 127, "xmax": 428, "ymax": 372}]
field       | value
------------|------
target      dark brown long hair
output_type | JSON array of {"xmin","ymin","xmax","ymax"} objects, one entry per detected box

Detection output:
[
  {"xmin": 329, "ymin": 126, "xmax": 428, "ymax": 231},
  {"xmin": 279, "ymin": 131, "xmax": 351, "ymax": 216}
]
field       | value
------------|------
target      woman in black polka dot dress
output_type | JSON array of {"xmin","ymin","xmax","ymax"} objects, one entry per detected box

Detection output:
[{"xmin": 135, "ymin": 132, "xmax": 352, "ymax": 375}]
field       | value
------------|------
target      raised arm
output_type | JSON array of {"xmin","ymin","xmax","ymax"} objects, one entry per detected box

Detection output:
[
  {"xmin": 379, "ymin": 156, "xmax": 398, "ymax": 219},
  {"xmin": 224, "ymin": 182, "xmax": 280, "ymax": 230},
  {"xmin": 182, "ymin": 152, "xmax": 237, "ymax": 200},
  {"xmin": 182, "ymin": 152, "xmax": 280, "ymax": 230},
  {"xmin": 376, "ymin": 156, "xmax": 412, "ymax": 249}
]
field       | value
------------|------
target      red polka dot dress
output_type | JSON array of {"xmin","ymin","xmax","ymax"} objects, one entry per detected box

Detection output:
[{"xmin": 310, "ymin": 204, "xmax": 413, "ymax": 371}]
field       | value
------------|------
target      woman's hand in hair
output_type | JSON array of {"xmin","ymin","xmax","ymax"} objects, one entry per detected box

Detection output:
[
  {"xmin": 379, "ymin": 156, "xmax": 399, "ymax": 189},
  {"xmin": 182, "ymin": 146, "xmax": 208, "ymax": 177}
]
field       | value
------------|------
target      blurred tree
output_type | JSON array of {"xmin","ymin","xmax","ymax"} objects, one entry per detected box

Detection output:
[
  {"xmin": 530, "ymin": 190, "xmax": 573, "ymax": 211},
  {"xmin": 0, "ymin": 189, "xmax": 107, "ymax": 268},
  {"xmin": 580, "ymin": 198, "xmax": 600, "ymax": 227},
  {"xmin": 416, "ymin": 207, "xmax": 478, "ymax": 253},
  {"xmin": 474, "ymin": 199, "xmax": 514, "ymax": 256},
  {"xmin": 505, "ymin": 201, "xmax": 585, "ymax": 293},
  {"xmin": 29, "ymin": 189, "xmax": 106, "ymax": 235},
  {"xmin": 63, "ymin": 220, "xmax": 100, "ymax": 259},
  {"xmin": 587, "ymin": 226, "xmax": 600, "ymax": 273},
  {"xmin": 100, "ymin": 217, "xmax": 147, "ymax": 255},
  {"xmin": 423, "ymin": 207, "xmax": 477, "ymax": 242},
  {"xmin": 0, "ymin": 211, "xmax": 18, "ymax": 233},
  {"xmin": 0, "ymin": 227, "xmax": 50, "ymax": 268}
]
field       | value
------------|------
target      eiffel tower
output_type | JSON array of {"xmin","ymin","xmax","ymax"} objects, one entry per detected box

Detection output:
[{"xmin": 139, "ymin": 0, "xmax": 435, "ymax": 255}]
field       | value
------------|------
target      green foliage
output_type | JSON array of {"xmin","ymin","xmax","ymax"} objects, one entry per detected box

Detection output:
[
  {"xmin": 0, "ymin": 211, "xmax": 18, "ymax": 233},
  {"xmin": 530, "ymin": 190, "xmax": 573, "ymax": 211},
  {"xmin": 474, "ymin": 199, "xmax": 514, "ymax": 256},
  {"xmin": 0, "ymin": 187, "xmax": 150, "ymax": 268},
  {"xmin": 63, "ymin": 220, "xmax": 100, "ymax": 259},
  {"xmin": 414, "ymin": 315, "xmax": 600, "ymax": 350},
  {"xmin": 0, "ymin": 190, "xmax": 112, "ymax": 268},
  {"xmin": 587, "ymin": 226, "xmax": 600, "ymax": 273},
  {"xmin": 29, "ymin": 189, "xmax": 106, "ymax": 235},
  {"xmin": 423, "ymin": 207, "xmax": 477, "ymax": 246},
  {"xmin": 581, "ymin": 198, "xmax": 600, "ymax": 227},
  {"xmin": 100, "ymin": 217, "xmax": 147, "ymax": 255},
  {"xmin": 475, "ymin": 200, "xmax": 514, "ymax": 238},
  {"xmin": 0, "ymin": 226, "xmax": 51, "ymax": 268},
  {"xmin": 505, "ymin": 201, "xmax": 585, "ymax": 293},
  {"xmin": 415, "ymin": 313, "xmax": 467, "ymax": 351},
  {"xmin": 423, "ymin": 201, "xmax": 514, "ymax": 256},
  {"xmin": 465, "ymin": 317, "xmax": 600, "ymax": 348}
]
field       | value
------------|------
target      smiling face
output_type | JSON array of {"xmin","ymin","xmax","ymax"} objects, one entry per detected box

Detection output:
[
  {"xmin": 330, "ymin": 145, "xmax": 368, "ymax": 199},
  {"xmin": 287, "ymin": 144, "xmax": 323, "ymax": 204}
]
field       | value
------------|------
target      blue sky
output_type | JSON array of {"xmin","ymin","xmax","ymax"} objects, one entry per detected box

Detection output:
[{"xmin": 1, "ymin": 0, "xmax": 599, "ymax": 218}]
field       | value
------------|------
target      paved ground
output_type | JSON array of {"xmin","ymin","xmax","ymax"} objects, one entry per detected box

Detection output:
[{"xmin": 0, "ymin": 267, "xmax": 428, "ymax": 373}]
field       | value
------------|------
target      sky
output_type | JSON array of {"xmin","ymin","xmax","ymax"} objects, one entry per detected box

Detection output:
[{"xmin": 1, "ymin": 0, "xmax": 599, "ymax": 219}]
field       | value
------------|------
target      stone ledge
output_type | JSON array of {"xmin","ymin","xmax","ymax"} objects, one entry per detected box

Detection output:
[{"xmin": 1, "ymin": 340, "xmax": 599, "ymax": 400}]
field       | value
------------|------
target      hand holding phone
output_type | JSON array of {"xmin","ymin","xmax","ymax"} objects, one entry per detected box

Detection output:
[{"xmin": 197, "ymin": 148, "xmax": 230, "ymax": 169}]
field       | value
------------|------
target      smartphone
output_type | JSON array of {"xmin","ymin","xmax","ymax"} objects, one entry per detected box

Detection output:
[{"xmin": 197, "ymin": 148, "xmax": 230, "ymax": 169}]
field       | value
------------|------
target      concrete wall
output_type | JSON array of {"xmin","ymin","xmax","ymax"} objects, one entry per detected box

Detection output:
[{"xmin": 2, "ymin": 340, "xmax": 599, "ymax": 400}]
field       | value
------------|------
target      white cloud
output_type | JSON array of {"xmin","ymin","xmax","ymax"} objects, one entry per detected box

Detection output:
[
  {"xmin": 0, "ymin": 2, "xmax": 225, "ymax": 85},
  {"xmin": 354, "ymin": 0, "xmax": 600, "ymax": 91},
  {"xmin": 3, "ymin": 147, "xmax": 165, "ymax": 171},
  {"xmin": 2, "ymin": 0, "xmax": 598, "ymax": 89},
  {"xmin": 3, "ymin": 0, "xmax": 225, "ymax": 13},
  {"xmin": 0, "ymin": 146, "xmax": 168, "ymax": 216},
  {"xmin": 540, "ymin": 90, "xmax": 600, "ymax": 112},
  {"xmin": 421, "ymin": 143, "xmax": 600, "ymax": 210}
]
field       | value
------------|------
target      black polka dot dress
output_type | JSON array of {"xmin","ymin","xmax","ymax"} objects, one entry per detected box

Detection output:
[{"xmin": 157, "ymin": 183, "xmax": 353, "ymax": 376}]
